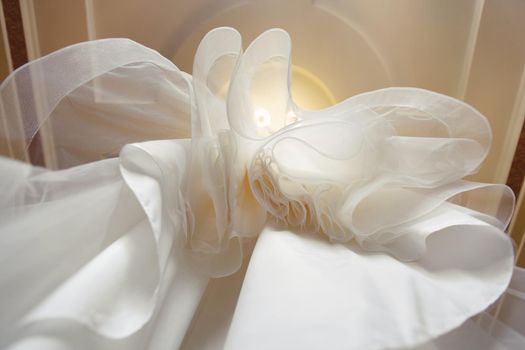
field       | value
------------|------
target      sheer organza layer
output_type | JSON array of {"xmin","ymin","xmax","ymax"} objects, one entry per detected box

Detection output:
[{"xmin": 0, "ymin": 27, "xmax": 518, "ymax": 349}]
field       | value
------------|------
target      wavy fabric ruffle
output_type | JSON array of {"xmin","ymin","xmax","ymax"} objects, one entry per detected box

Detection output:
[{"xmin": 0, "ymin": 27, "xmax": 517, "ymax": 349}]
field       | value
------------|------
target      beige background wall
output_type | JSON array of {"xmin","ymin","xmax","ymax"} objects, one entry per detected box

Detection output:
[{"xmin": 0, "ymin": 29, "xmax": 9, "ymax": 80}]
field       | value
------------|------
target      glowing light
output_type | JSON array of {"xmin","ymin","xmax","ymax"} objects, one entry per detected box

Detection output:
[
  {"xmin": 291, "ymin": 65, "xmax": 336, "ymax": 110},
  {"xmin": 254, "ymin": 108, "xmax": 271, "ymax": 127}
]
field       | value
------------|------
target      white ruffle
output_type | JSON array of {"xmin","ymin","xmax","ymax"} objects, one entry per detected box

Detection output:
[{"xmin": 0, "ymin": 27, "xmax": 517, "ymax": 349}]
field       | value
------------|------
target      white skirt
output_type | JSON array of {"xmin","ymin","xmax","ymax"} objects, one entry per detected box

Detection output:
[{"xmin": 0, "ymin": 27, "xmax": 523, "ymax": 350}]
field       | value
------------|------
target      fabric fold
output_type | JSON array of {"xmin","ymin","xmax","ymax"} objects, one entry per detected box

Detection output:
[
  {"xmin": 0, "ymin": 27, "xmax": 517, "ymax": 349},
  {"xmin": 225, "ymin": 227, "xmax": 514, "ymax": 350}
]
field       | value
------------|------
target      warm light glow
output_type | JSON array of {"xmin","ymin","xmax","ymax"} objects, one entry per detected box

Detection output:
[{"xmin": 291, "ymin": 65, "xmax": 336, "ymax": 110}]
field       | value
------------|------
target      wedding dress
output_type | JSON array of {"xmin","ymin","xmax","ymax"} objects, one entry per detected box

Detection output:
[{"xmin": 0, "ymin": 27, "xmax": 524, "ymax": 350}]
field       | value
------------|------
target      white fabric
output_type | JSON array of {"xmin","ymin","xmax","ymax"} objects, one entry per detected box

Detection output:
[
  {"xmin": 0, "ymin": 27, "xmax": 520, "ymax": 349},
  {"xmin": 225, "ymin": 228, "xmax": 513, "ymax": 350}
]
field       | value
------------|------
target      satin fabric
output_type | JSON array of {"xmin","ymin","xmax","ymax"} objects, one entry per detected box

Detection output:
[{"xmin": 0, "ymin": 27, "xmax": 520, "ymax": 349}]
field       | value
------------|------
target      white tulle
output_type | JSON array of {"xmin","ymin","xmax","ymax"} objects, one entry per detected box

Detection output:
[{"xmin": 0, "ymin": 27, "xmax": 521, "ymax": 349}]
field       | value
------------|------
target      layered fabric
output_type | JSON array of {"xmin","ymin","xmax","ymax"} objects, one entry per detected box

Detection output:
[{"xmin": 0, "ymin": 27, "xmax": 521, "ymax": 349}]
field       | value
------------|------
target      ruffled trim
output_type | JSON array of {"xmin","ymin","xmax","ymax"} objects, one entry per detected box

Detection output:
[{"xmin": 0, "ymin": 27, "xmax": 516, "ymax": 347}]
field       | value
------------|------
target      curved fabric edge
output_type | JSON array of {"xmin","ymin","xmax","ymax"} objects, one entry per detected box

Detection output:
[
  {"xmin": 224, "ymin": 227, "xmax": 514, "ymax": 350},
  {"xmin": 0, "ymin": 38, "xmax": 179, "ymax": 161}
]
